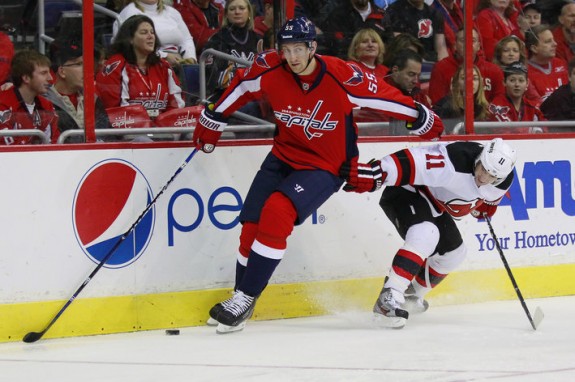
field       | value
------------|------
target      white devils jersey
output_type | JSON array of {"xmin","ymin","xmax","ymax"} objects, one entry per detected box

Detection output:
[{"xmin": 379, "ymin": 141, "xmax": 514, "ymax": 218}]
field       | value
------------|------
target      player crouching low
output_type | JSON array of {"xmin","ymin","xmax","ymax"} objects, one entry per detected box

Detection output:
[{"xmin": 340, "ymin": 138, "xmax": 517, "ymax": 328}]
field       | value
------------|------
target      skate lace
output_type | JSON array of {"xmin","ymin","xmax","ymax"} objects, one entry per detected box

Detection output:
[
  {"xmin": 382, "ymin": 289, "xmax": 401, "ymax": 309},
  {"xmin": 226, "ymin": 291, "xmax": 254, "ymax": 316}
]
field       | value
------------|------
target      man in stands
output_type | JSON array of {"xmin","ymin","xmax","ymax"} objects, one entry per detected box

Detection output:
[
  {"xmin": 192, "ymin": 16, "xmax": 444, "ymax": 334},
  {"xmin": 552, "ymin": 2, "xmax": 575, "ymax": 64},
  {"xmin": 525, "ymin": 24, "xmax": 568, "ymax": 106},
  {"xmin": 0, "ymin": 50, "xmax": 59, "ymax": 145},
  {"xmin": 383, "ymin": 0, "xmax": 448, "ymax": 62},
  {"xmin": 320, "ymin": 0, "xmax": 388, "ymax": 59},
  {"xmin": 45, "ymin": 39, "xmax": 110, "ymax": 143},
  {"xmin": 428, "ymin": 28, "xmax": 505, "ymax": 105}
]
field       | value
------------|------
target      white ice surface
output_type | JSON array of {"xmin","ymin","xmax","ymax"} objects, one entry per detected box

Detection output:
[{"xmin": 1, "ymin": 296, "xmax": 574, "ymax": 382}]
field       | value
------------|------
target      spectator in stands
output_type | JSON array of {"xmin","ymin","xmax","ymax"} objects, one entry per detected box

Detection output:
[
  {"xmin": 254, "ymin": 0, "xmax": 273, "ymax": 37},
  {"xmin": 0, "ymin": 50, "xmax": 59, "ymax": 145},
  {"xmin": 430, "ymin": 0, "xmax": 463, "ymax": 56},
  {"xmin": 114, "ymin": 0, "xmax": 198, "ymax": 67},
  {"xmin": 45, "ymin": 39, "xmax": 110, "ymax": 143},
  {"xmin": 347, "ymin": 28, "xmax": 389, "ymax": 78},
  {"xmin": 493, "ymin": 35, "xmax": 527, "ymax": 68},
  {"xmin": 320, "ymin": 0, "xmax": 388, "ymax": 59},
  {"xmin": 383, "ymin": 0, "xmax": 449, "ymax": 62},
  {"xmin": 0, "ymin": 31, "xmax": 14, "ymax": 88},
  {"xmin": 488, "ymin": 61, "xmax": 545, "ymax": 134},
  {"xmin": 540, "ymin": 57, "xmax": 575, "ymax": 129},
  {"xmin": 172, "ymin": 0, "xmax": 224, "ymax": 55},
  {"xmin": 525, "ymin": 24, "xmax": 568, "ymax": 106},
  {"xmin": 384, "ymin": 49, "xmax": 431, "ymax": 134},
  {"xmin": 552, "ymin": 2, "xmax": 575, "ymax": 65},
  {"xmin": 429, "ymin": 28, "xmax": 505, "ymax": 104},
  {"xmin": 202, "ymin": 0, "xmax": 261, "ymax": 98},
  {"xmin": 433, "ymin": 65, "xmax": 490, "ymax": 134},
  {"xmin": 97, "ymin": 15, "xmax": 185, "ymax": 117},
  {"xmin": 382, "ymin": 33, "xmax": 425, "ymax": 67},
  {"xmin": 511, "ymin": 1, "xmax": 541, "ymax": 41},
  {"xmin": 475, "ymin": 0, "xmax": 518, "ymax": 61}
]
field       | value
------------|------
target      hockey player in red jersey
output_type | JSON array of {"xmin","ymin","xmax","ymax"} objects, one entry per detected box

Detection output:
[
  {"xmin": 192, "ymin": 16, "xmax": 444, "ymax": 333},
  {"xmin": 340, "ymin": 138, "xmax": 516, "ymax": 328}
]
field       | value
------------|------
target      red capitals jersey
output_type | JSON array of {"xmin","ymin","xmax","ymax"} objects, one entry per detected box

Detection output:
[
  {"xmin": 96, "ymin": 54, "xmax": 185, "ymax": 115},
  {"xmin": 213, "ymin": 51, "xmax": 419, "ymax": 175},
  {"xmin": 0, "ymin": 87, "xmax": 59, "ymax": 145},
  {"xmin": 488, "ymin": 94, "xmax": 546, "ymax": 133},
  {"xmin": 526, "ymin": 58, "xmax": 569, "ymax": 106}
]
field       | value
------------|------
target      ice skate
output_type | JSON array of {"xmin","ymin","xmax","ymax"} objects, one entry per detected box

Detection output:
[
  {"xmin": 373, "ymin": 287, "xmax": 409, "ymax": 329},
  {"xmin": 206, "ymin": 291, "xmax": 239, "ymax": 326},
  {"xmin": 403, "ymin": 283, "xmax": 429, "ymax": 314},
  {"xmin": 214, "ymin": 290, "xmax": 257, "ymax": 334}
]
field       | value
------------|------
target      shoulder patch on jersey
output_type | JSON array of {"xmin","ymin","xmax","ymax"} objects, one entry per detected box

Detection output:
[
  {"xmin": 0, "ymin": 109, "xmax": 12, "ymax": 124},
  {"xmin": 344, "ymin": 63, "xmax": 364, "ymax": 86},
  {"xmin": 102, "ymin": 60, "xmax": 122, "ymax": 76},
  {"xmin": 255, "ymin": 52, "xmax": 271, "ymax": 69}
]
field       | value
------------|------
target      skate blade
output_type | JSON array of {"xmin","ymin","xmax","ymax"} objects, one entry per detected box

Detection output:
[
  {"xmin": 216, "ymin": 321, "xmax": 247, "ymax": 334},
  {"xmin": 206, "ymin": 317, "xmax": 219, "ymax": 327},
  {"xmin": 372, "ymin": 312, "xmax": 407, "ymax": 329}
]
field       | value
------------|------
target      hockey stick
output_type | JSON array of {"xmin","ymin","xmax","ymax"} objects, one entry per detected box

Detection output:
[
  {"xmin": 483, "ymin": 213, "xmax": 544, "ymax": 330},
  {"xmin": 23, "ymin": 148, "xmax": 200, "ymax": 343}
]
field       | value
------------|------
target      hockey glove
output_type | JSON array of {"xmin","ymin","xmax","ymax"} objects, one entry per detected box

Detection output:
[
  {"xmin": 339, "ymin": 158, "xmax": 386, "ymax": 193},
  {"xmin": 406, "ymin": 102, "xmax": 444, "ymax": 141},
  {"xmin": 471, "ymin": 201, "xmax": 498, "ymax": 219},
  {"xmin": 192, "ymin": 104, "xmax": 227, "ymax": 153}
]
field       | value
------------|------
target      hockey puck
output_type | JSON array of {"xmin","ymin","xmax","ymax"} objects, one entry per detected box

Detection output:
[{"xmin": 165, "ymin": 329, "xmax": 180, "ymax": 335}]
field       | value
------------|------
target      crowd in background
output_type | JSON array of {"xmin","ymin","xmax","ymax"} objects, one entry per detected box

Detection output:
[{"xmin": 1, "ymin": 0, "xmax": 575, "ymax": 144}]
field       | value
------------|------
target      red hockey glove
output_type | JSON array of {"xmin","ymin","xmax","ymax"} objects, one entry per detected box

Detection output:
[
  {"xmin": 339, "ymin": 158, "xmax": 386, "ymax": 193},
  {"xmin": 471, "ymin": 201, "xmax": 498, "ymax": 219},
  {"xmin": 192, "ymin": 104, "xmax": 227, "ymax": 153},
  {"xmin": 406, "ymin": 102, "xmax": 444, "ymax": 141}
]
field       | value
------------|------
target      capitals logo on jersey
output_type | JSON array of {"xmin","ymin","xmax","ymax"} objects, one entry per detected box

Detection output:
[
  {"xmin": 0, "ymin": 109, "xmax": 11, "ymax": 124},
  {"xmin": 274, "ymin": 100, "xmax": 338, "ymax": 140},
  {"xmin": 418, "ymin": 19, "xmax": 433, "ymax": 38},
  {"xmin": 489, "ymin": 104, "xmax": 510, "ymax": 120},
  {"xmin": 102, "ymin": 60, "xmax": 121, "ymax": 76},
  {"xmin": 72, "ymin": 159, "xmax": 155, "ymax": 269},
  {"xmin": 345, "ymin": 63, "xmax": 364, "ymax": 86}
]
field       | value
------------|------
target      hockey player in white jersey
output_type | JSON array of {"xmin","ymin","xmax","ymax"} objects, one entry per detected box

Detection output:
[{"xmin": 339, "ymin": 138, "xmax": 517, "ymax": 328}]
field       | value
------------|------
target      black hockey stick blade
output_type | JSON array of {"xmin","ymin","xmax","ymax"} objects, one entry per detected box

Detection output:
[{"xmin": 22, "ymin": 331, "xmax": 44, "ymax": 343}]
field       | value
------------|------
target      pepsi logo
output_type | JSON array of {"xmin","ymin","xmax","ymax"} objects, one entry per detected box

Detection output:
[{"xmin": 72, "ymin": 159, "xmax": 155, "ymax": 268}]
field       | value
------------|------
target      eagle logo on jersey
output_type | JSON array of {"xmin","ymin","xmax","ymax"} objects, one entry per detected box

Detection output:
[
  {"xmin": 102, "ymin": 60, "xmax": 121, "ymax": 76},
  {"xmin": 0, "ymin": 109, "xmax": 12, "ymax": 124},
  {"xmin": 256, "ymin": 52, "xmax": 271, "ymax": 69},
  {"xmin": 488, "ymin": 104, "xmax": 510, "ymax": 117},
  {"xmin": 417, "ymin": 19, "xmax": 433, "ymax": 38},
  {"xmin": 345, "ymin": 63, "xmax": 364, "ymax": 86}
]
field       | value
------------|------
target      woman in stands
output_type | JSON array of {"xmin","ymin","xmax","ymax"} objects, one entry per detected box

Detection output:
[
  {"xmin": 114, "ymin": 0, "xmax": 197, "ymax": 67},
  {"xmin": 202, "ymin": 0, "xmax": 262, "ymax": 119},
  {"xmin": 97, "ymin": 15, "xmax": 185, "ymax": 118},
  {"xmin": 492, "ymin": 35, "xmax": 527, "ymax": 69},
  {"xmin": 475, "ymin": 0, "xmax": 519, "ymax": 61},
  {"xmin": 347, "ymin": 28, "xmax": 388, "ymax": 79},
  {"xmin": 433, "ymin": 65, "xmax": 490, "ymax": 134},
  {"xmin": 202, "ymin": 0, "xmax": 261, "ymax": 98}
]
